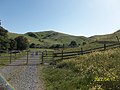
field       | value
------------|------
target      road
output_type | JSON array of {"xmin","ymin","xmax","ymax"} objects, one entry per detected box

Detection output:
[{"xmin": 0, "ymin": 52, "xmax": 44, "ymax": 90}]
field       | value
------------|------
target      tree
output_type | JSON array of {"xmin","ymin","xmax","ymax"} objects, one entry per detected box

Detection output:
[
  {"xmin": 9, "ymin": 39, "xmax": 17, "ymax": 50},
  {"xmin": 15, "ymin": 36, "xmax": 29, "ymax": 50},
  {"xmin": 30, "ymin": 43, "xmax": 36, "ymax": 48},
  {"xmin": 82, "ymin": 42, "xmax": 86, "ymax": 45},
  {"xmin": 0, "ymin": 26, "xmax": 9, "ymax": 50},
  {"xmin": 69, "ymin": 41, "xmax": 77, "ymax": 47}
]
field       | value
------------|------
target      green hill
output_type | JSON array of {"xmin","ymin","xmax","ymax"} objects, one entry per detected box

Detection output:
[
  {"xmin": 7, "ymin": 30, "xmax": 90, "ymax": 48},
  {"xmin": 25, "ymin": 31, "xmax": 89, "ymax": 45},
  {"xmin": 6, "ymin": 28, "xmax": 120, "ymax": 48},
  {"xmin": 89, "ymin": 30, "xmax": 120, "ymax": 43},
  {"xmin": 8, "ymin": 32, "xmax": 41, "ymax": 44}
]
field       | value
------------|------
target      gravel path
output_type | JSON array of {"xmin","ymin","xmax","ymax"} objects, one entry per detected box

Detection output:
[{"xmin": 0, "ymin": 53, "xmax": 44, "ymax": 90}]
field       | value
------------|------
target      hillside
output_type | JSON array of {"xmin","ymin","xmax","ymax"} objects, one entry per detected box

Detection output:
[
  {"xmin": 8, "ymin": 32, "xmax": 41, "ymax": 44},
  {"xmin": 7, "ymin": 30, "xmax": 90, "ymax": 48},
  {"xmin": 25, "ymin": 31, "xmax": 89, "ymax": 45},
  {"xmin": 6, "ymin": 27, "xmax": 120, "ymax": 48},
  {"xmin": 89, "ymin": 30, "xmax": 120, "ymax": 43}
]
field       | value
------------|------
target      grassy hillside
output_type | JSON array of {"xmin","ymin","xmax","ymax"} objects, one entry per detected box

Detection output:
[
  {"xmin": 43, "ymin": 48, "xmax": 120, "ymax": 90},
  {"xmin": 7, "ymin": 29, "xmax": 120, "ymax": 49},
  {"xmin": 90, "ymin": 30, "xmax": 120, "ymax": 42},
  {"xmin": 7, "ymin": 30, "xmax": 90, "ymax": 48},
  {"xmin": 31, "ymin": 30, "xmax": 120, "ymax": 47},
  {"xmin": 25, "ymin": 31, "xmax": 89, "ymax": 45},
  {"xmin": 8, "ymin": 32, "xmax": 42, "ymax": 45}
]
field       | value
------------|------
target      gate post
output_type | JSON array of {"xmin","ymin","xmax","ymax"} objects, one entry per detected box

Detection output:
[{"xmin": 62, "ymin": 50, "xmax": 63, "ymax": 60}]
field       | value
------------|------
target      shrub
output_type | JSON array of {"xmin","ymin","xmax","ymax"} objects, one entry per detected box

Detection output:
[{"xmin": 15, "ymin": 36, "xmax": 29, "ymax": 50}]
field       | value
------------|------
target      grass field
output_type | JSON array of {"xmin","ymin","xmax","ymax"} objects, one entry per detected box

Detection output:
[{"xmin": 43, "ymin": 48, "xmax": 120, "ymax": 90}]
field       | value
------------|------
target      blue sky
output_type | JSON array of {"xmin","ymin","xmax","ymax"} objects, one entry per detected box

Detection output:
[{"xmin": 0, "ymin": 0, "xmax": 120, "ymax": 37}]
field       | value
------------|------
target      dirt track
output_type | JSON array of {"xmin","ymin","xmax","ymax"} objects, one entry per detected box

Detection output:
[{"xmin": 0, "ymin": 54, "xmax": 44, "ymax": 90}]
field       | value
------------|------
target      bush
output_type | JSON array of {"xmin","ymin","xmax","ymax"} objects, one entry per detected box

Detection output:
[
  {"xmin": 29, "ymin": 43, "xmax": 36, "ymax": 48},
  {"xmin": 69, "ymin": 41, "xmax": 77, "ymax": 48},
  {"xmin": 0, "ymin": 26, "xmax": 9, "ymax": 50},
  {"xmin": 15, "ymin": 36, "xmax": 29, "ymax": 50},
  {"xmin": 9, "ymin": 38, "xmax": 17, "ymax": 50}
]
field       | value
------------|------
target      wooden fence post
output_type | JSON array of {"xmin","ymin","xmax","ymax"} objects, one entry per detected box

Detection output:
[
  {"xmin": 63, "ymin": 44, "xmax": 64, "ymax": 50},
  {"xmin": 45, "ymin": 50, "xmax": 47, "ymax": 56},
  {"xmin": 116, "ymin": 36, "xmax": 120, "ymax": 47},
  {"xmin": 116, "ymin": 36, "xmax": 119, "ymax": 42},
  {"xmin": 26, "ymin": 51, "xmax": 28, "ymax": 64},
  {"xmin": 15, "ymin": 53, "xmax": 16, "ymax": 59},
  {"xmin": 52, "ymin": 51, "xmax": 55, "ymax": 61},
  {"xmin": 104, "ymin": 44, "xmax": 106, "ymax": 50},
  {"xmin": 80, "ymin": 48, "xmax": 83, "ymax": 55},
  {"xmin": 41, "ymin": 52, "xmax": 44, "ymax": 64},
  {"xmin": 10, "ymin": 51, "xmax": 12, "ymax": 64},
  {"xmin": 52, "ymin": 51, "xmax": 56, "ymax": 65},
  {"xmin": 62, "ymin": 50, "xmax": 63, "ymax": 60}
]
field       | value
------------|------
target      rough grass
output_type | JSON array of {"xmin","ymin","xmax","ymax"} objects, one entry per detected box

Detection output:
[{"xmin": 43, "ymin": 48, "xmax": 120, "ymax": 90}]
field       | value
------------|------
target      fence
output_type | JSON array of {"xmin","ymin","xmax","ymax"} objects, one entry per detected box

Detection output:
[
  {"xmin": 0, "ymin": 50, "xmax": 30, "ymax": 65},
  {"xmin": 0, "ymin": 43, "xmax": 120, "ymax": 65},
  {"xmin": 41, "ymin": 43, "xmax": 120, "ymax": 64}
]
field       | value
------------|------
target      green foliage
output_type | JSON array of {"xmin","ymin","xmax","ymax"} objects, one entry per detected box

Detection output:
[
  {"xmin": 26, "ymin": 32, "xmax": 38, "ymax": 38},
  {"xmin": 8, "ymin": 38, "xmax": 17, "ymax": 50},
  {"xmin": 0, "ymin": 26, "xmax": 9, "ymax": 50},
  {"xmin": 43, "ymin": 48, "xmax": 120, "ymax": 90},
  {"xmin": 15, "ymin": 36, "xmax": 29, "ymax": 50},
  {"xmin": 69, "ymin": 41, "xmax": 77, "ymax": 47},
  {"xmin": 30, "ymin": 43, "xmax": 36, "ymax": 48},
  {"xmin": 0, "ymin": 27, "xmax": 8, "ymax": 36},
  {"xmin": 82, "ymin": 42, "xmax": 86, "ymax": 45},
  {"xmin": 36, "ymin": 44, "xmax": 41, "ymax": 48}
]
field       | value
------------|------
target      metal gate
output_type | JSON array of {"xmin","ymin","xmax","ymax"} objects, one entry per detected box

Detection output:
[{"xmin": 0, "ymin": 50, "xmax": 42, "ymax": 66}]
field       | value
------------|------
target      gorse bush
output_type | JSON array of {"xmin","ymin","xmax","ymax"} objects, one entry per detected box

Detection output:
[{"xmin": 43, "ymin": 48, "xmax": 120, "ymax": 90}]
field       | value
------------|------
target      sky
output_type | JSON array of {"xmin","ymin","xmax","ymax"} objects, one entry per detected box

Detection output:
[{"xmin": 0, "ymin": 0, "xmax": 120, "ymax": 37}]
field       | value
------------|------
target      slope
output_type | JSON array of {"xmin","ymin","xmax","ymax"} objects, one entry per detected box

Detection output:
[
  {"xmin": 25, "ymin": 31, "xmax": 89, "ymax": 46},
  {"xmin": 89, "ymin": 30, "xmax": 120, "ymax": 43}
]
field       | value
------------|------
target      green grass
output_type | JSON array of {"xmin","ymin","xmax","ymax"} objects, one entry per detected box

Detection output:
[{"xmin": 43, "ymin": 48, "xmax": 120, "ymax": 90}]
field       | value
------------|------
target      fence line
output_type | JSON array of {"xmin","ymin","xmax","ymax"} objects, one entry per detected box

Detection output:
[
  {"xmin": 0, "ymin": 42, "xmax": 120, "ymax": 65},
  {"xmin": 41, "ymin": 43, "xmax": 120, "ymax": 64}
]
